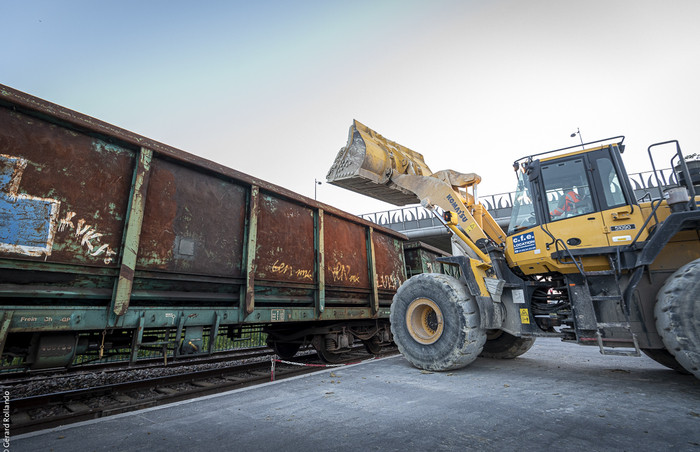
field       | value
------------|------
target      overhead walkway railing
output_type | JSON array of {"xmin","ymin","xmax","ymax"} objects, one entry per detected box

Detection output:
[{"xmin": 362, "ymin": 167, "xmax": 684, "ymax": 233}]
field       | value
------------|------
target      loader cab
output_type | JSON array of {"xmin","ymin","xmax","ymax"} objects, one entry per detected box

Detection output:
[{"xmin": 508, "ymin": 138, "xmax": 636, "ymax": 237}]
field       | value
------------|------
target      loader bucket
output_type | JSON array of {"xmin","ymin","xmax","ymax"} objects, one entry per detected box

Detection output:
[{"xmin": 326, "ymin": 120, "xmax": 433, "ymax": 206}]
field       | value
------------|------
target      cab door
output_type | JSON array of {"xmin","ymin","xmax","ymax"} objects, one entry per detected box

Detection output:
[
  {"xmin": 586, "ymin": 148, "xmax": 646, "ymax": 247},
  {"xmin": 539, "ymin": 156, "xmax": 610, "ymax": 251},
  {"xmin": 506, "ymin": 154, "xmax": 611, "ymax": 275}
]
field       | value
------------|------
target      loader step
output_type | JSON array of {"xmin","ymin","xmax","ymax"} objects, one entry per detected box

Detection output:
[
  {"xmin": 591, "ymin": 295, "xmax": 623, "ymax": 302},
  {"xmin": 596, "ymin": 322, "xmax": 631, "ymax": 328},
  {"xmin": 584, "ymin": 270, "xmax": 618, "ymax": 276},
  {"xmin": 595, "ymin": 331, "xmax": 641, "ymax": 357}
]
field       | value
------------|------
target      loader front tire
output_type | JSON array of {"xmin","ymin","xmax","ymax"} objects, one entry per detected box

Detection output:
[
  {"xmin": 654, "ymin": 258, "xmax": 700, "ymax": 378},
  {"xmin": 390, "ymin": 273, "xmax": 486, "ymax": 371},
  {"xmin": 480, "ymin": 330, "xmax": 535, "ymax": 359}
]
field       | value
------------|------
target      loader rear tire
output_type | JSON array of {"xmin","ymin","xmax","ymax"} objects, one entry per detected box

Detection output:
[
  {"xmin": 480, "ymin": 330, "xmax": 535, "ymax": 359},
  {"xmin": 641, "ymin": 348, "xmax": 690, "ymax": 374},
  {"xmin": 654, "ymin": 258, "xmax": 700, "ymax": 379},
  {"xmin": 390, "ymin": 273, "xmax": 486, "ymax": 371}
]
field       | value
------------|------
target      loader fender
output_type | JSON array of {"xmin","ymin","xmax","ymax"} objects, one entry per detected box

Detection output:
[{"xmin": 437, "ymin": 255, "xmax": 505, "ymax": 330}]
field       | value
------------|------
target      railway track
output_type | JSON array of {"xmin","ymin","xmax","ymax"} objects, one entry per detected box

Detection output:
[
  {"xmin": 7, "ymin": 346, "xmax": 399, "ymax": 435},
  {"xmin": 1, "ymin": 346, "xmax": 279, "ymax": 392}
]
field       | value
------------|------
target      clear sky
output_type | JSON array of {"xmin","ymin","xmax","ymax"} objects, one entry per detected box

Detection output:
[{"xmin": 3, "ymin": 0, "xmax": 699, "ymax": 215}]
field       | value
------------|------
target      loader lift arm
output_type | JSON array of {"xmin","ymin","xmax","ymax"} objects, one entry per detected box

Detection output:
[{"xmin": 327, "ymin": 120, "xmax": 506, "ymax": 261}]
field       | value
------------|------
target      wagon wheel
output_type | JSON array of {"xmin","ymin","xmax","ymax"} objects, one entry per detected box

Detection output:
[
  {"xmin": 311, "ymin": 335, "xmax": 345, "ymax": 364},
  {"xmin": 362, "ymin": 338, "xmax": 382, "ymax": 355},
  {"xmin": 271, "ymin": 341, "xmax": 301, "ymax": 360}
]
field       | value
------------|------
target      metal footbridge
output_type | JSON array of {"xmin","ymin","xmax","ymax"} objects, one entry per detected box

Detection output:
[{"xmin": 360, "ymin": 167, "xmax": 687, "ymax": 253}]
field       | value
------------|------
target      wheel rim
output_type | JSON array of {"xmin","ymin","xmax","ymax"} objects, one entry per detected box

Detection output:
[
  {"xmin": 405, "ymin": 298, "xmax": 444, "ymax": 344},
  {"xmin": 485, "ymin": 329, "xmax": 503, "ymax": 341}
]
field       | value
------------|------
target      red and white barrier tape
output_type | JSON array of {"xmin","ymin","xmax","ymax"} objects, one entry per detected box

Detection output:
[{"xmin": 270, "ymin": 355, "xmax": 380, "ymax": 381}]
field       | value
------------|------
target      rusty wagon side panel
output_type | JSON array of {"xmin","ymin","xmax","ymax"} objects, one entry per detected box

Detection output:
[{"xmin": 0, "ymin": 84, "xmax": 406, "ymax": 369}]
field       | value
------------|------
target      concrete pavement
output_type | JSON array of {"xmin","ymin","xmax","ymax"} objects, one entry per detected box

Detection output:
[{"xmin": 13, "ymin": 338, "xmax": 700, "ymax": 452}]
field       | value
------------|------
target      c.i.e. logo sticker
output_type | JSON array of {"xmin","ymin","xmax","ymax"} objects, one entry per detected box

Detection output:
[{"xmin": 513, "ymin": 232, "xmax": 536, "ymax": 254}]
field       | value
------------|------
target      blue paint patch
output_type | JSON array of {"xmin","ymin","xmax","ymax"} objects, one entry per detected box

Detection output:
[
  {"xmin": 0, "ymin": 195, "xmax": 55, "ymax": 248},
  {"xmin": 0, "ymin": 155, "xmax": 20, "ymax": 190},
  {"xmin": 0, "ymin": 154, "xmax": 60, "ymax": 256},
  {"xmin": 512, "ymin": 231, "xmax": 536, "ymax": 254}
]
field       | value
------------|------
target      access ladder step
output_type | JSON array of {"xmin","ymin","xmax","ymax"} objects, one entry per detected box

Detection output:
[
  {"xmin": 590, "ymin": 295, "xmax": 623, "ymax": 302},
  {"xmin": 596, "ymin": 322, "xmax": 631, "ymax": 328},
  {"xmin": 595, "ymin": 331, "xmax": 641, "ymax": 357}
]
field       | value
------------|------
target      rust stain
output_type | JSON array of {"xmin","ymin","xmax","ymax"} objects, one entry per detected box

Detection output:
[
  {"xmin": 137, "ymin": 159, "xmax": 247, "ymax": 276},
  {"xmin": 324, "ymin": 213, "xmax": 368, "ymax": 288},
  {"xmin": 137, "ymin": 159, "xmax": 177, "ymax": 269},
  {"xmin": 256, "ymin": 195, "xmax": 315, "ymax": 283},
  {"xmin": 373, "ymin": 234, "xmax": 406, "ymax": 291}
]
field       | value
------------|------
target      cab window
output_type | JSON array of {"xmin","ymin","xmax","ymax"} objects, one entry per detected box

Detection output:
[
  {"xmin": 541, "ymin": 158, "xmax": 595, "ymax": 222},
  {"xmin": 507, "ymin": 170, "xmax": 536, "ymax": 234},
  {"xmin": 594, "ymin": 156, "xmax": 626, "ymax": 209}
]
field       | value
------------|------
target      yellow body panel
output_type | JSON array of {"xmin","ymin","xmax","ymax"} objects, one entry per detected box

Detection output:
[
  {"xmin": 641, "ymin": 199, "xmax": 700, "ymax": 271},
  {"xmin": 470, "ymin": 257, "xmax": 492, "ymax": 297},
  {"xmin": 505, "ymin": 215, "xmax": 612, "ymax": 274},
  {"xmin": 507, "ymin": 197, "xmax": 700, "ymax": 275},
  {"xmin": 652, "ymin": 235, "xmax": 700, "ymax": 271}
]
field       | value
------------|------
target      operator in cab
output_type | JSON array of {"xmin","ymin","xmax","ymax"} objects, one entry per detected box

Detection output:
[{"xmin": 550, "ymin": 187, "xmax": 582, "ymax": 219}]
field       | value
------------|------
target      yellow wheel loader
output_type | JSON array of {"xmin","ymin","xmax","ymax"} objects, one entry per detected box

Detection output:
[{"xmin": 327, "ymin": 121, "xmax": 700, "ymax": 377}]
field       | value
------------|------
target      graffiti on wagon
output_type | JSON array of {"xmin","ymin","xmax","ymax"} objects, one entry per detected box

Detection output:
[
  {"xmin": 57, "ymin": 211, "xmax": 117, "ymax": 264},
  {"xmin": 0, "ymin": 154, "xmax": 116, "ymax": 263}
]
